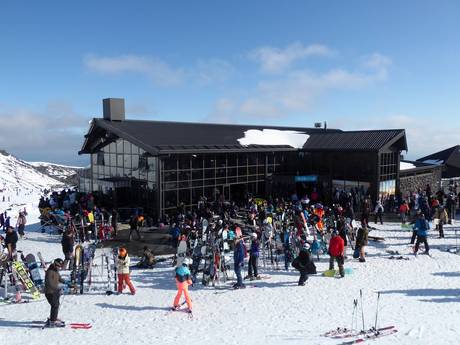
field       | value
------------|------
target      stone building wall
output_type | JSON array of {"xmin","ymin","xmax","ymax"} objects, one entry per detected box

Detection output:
[{"xmin": 400, "ymin": 167, "xmax": 442, "ymax": 196}]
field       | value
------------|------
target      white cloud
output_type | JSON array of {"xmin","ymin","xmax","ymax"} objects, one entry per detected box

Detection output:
[
  {"xmin": 249, "ymin": 42, "xmax": 335, "ymax": 73},
  {"xmin": 84, "ymin": 54, "xmax": 185, "ymax": 86},
  {"xmin": 194, "ymin": 59, "xmax": 235, "ymax": 85},
  {"xmin": 0, "ymin": 102, "xmax": 89, "ymax": 164},
  {"xmin": 361, "ymin": 53, "xmax": 392, "ymax": 80}
]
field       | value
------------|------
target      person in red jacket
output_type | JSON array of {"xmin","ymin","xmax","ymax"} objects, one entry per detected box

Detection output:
[{"xmin": 328, "ymin": 230, "xmax": 345, "ymax": 277}]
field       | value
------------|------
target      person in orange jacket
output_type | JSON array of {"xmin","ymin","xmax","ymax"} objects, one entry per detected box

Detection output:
[
  {"xmin": 171, "ymin": 258, "xmax": 193, "ymax": 313},
  {"xmin": 117, "ymin": 247, "xmax": 136, "ymax": 295},
  {"xmin": 329, "ymin": 230, "xmax": 345, "ymax": 277}
]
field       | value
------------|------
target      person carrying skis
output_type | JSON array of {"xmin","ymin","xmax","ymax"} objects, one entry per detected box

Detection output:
[
  {"xmin": 44, "ymin": 258, "xmax": 65, "ymax": 327},
  {"xmin": 233, "ymin": 235, "xmax": 246, "ymax": 289},
  {"xmin": 117, "ymin": 247, "xmax": 136, "ymax": 295},
  {"xmin": 172, "ymin": 257, "xmax": 193, "ymax": 313},
  {"xmin": 328, "ymin": 230, "xmax": 345, "ymax": 277},
  {"xmin": 413, "ymin": 213, "xmax": 430, "ymax": 255},
  {"xmin": 247, "ymin": 232, "xmax": 260, "ymax": 280}
]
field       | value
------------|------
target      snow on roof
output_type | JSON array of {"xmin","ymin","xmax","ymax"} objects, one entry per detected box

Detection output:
[
  {"xmin": 421, "ymin": 159, "xmax": 444, "ymax": 165},
  {"xmin": 237, "ymin": 129, "xmax": 309, "ymax": 148},
  {"xmin": 400, "ymin": 161, "xmax": 416, "ymax": 171}
]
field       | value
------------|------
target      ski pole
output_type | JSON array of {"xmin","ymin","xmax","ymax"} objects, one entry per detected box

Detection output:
[
  {"xmin": 360, "ymin": 289, "xmax": 365, "ymax": 331},
  {"xmin": 351, "ymin": 298, "xmax": 358, "ymax": 330},
  {"xmin": 374, "ymin": 291, "xmax": 381, "ymax": 329}
]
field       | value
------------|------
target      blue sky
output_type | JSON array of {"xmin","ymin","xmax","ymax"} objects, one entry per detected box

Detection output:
[{"xmin": 0, "ymin": 0, "xmax": 459, "ymax": 165}]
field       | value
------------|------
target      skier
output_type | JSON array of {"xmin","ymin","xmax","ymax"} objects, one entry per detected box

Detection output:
[
  {"xmin": 434, "ymin": 206, "xmax": 448, "ymax": 238},
  {"xmin": 16, "ymin": 211, "xmax": 27, "ymax": 239},
  {"xmin": 246, "ymin": 232, "xmax": 260, "ymax": 280},
  {"xmin": 172, "ymin": 257, "xmax": 193, "ymax": 313},
  {"xmin": 413, "ymin": 213, "xmax": 430, "ymax": 255},
  {"xmin": 328, "ymin": 230, "xmax": 345, "ymax": 277},
  {"xmin": 233, "ymin": 235, "xmax": 246, "ymax": 289},
  {"xmin": 116, "ymin": 247, "xmax": 136, "ymax": 295},
  {"xmin": 44, "ymin": 258, "xmax": 65, "ymax": 327}
]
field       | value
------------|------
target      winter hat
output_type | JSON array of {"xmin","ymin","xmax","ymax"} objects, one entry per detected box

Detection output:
[
  {"xmin": 54, "ymin": 258, "xmax": 64, "ymax": 267},
  {"xmin": 251, "ymin": 232, "xmax": 258, "ymax": 239},
  {"xmin": 183, "ymin": 258, "xmax": 192, "ymax": 266},
  {"xmin": 119, "ymin": 247, "xmax": 127, "ymax": 257}
]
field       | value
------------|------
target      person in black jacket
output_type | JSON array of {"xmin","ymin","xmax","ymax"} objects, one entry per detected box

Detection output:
[
  {"xmin": 293, "ymin": 244, "xmax": 313, "ymax": 286},
  {"xmin": 44, "ymin": 258, "xmax": 65, "ymax": 326},
  {"xmin": 4, "ymin": 226, "xmax": 18, "ymax": 260},
  {"xmin": 61, "ymin": 228, "xmax": 74, "ymax": 270}
]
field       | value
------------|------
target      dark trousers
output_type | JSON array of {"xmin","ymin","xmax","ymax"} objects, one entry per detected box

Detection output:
[
  {"xmin": 129, "ymin": 227, "xmax": 141, "ymax": 241},
  {"xmin": 329, "ymin": 255, "xmax": 345, "ymax": 276},
  {"xmin": 298, "ymin": 269, "xmax": 308, "ymax": 285},
  {"xmin": 45, "ymin": 293, "xmax": 60, "ymax": 321},
  {"xmin": 374, "ymin": 213, "xmax": 383, "ymax": 225},
  {"xmin": 415, "ymin": 235, "xmax": 430, "ymax": 254},
  {"xmin": 248, "ymin": 255, "xmax": 258, "ymax": 277},
  {"xmin": 439, "ymin": 221, "xmax": 444, "ymax": 238},
  {"xmin": 410, "ymin": 230, "xmax": 417, "ymax": 244},
  {"xmin": 234, "ymin": 264, "xmax": 243, "ymax": 286}
]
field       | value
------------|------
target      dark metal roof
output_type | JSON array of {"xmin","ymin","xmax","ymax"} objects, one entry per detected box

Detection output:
[
  {"xmin": 79, "ymin": 119, "xmax": 339, "ymax": 155},
  {"xmin": 399, "ymin": 159, "xmax": 441, "ymax": 175},
  {"xmin": 416, "ymin": 145, "xmax": 460, "ymax": 169},
  {"xmin": 302, "ymin": 129, "xmax": 407, "ymax": 152}
]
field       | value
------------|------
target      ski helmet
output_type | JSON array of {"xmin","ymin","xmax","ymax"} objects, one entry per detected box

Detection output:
[
  {"xmin": 183, "ymin": 258, "xmax": 192, "ymax": 266},
  {"xmin": 54, "ymin": 258, "xmax": 64, "ymax": 267},
  {"xmin": 119, "ymin": 247, "xmax": 127, "ymax": 257},
  {"xmin": 251, "ymin": 232, "xmax": 258, "ymax": 239}
]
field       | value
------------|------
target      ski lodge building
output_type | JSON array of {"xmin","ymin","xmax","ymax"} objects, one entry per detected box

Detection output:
[{"xmin": 79, "ymin": 98, "xmax": 421, "ymax": 218}]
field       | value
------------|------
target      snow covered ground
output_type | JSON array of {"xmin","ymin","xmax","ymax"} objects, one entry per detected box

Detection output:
[{"xmin": 2, "ymin": 195, "xmax": 460, "ymax": 345}]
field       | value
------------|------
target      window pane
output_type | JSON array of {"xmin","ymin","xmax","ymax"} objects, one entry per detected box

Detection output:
[
  {"xmin": 123, "ymin": 155, "xmax": 131, "ymax": 170},
  {"xmin": 123, "ymin": 140, "xmax": 131, "ymax": 154},
  {"xmin": 116, "ymin": 139, "xmax": 123, "ymax": 154}
]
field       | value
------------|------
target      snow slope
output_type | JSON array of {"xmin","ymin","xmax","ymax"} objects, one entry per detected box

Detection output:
[
  {"xmin": 1, "ymin": 196, "xmax": 460, "ymax": 345},
  {"xmin": 28, "ymin": 162, "xmax": 83, "ymax": 186},
  {"xmin": 0, "ymin": 151, "xmax": 64, "ymax": 193}
]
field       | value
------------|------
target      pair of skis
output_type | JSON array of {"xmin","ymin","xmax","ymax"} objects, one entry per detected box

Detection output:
[
  {"xmin": 323, "ymin": 290, "xmax": 397, "ymax": 343},
  {"xmin": 42, "ymin": 322, "xmax": 92, "ymax": 330}
]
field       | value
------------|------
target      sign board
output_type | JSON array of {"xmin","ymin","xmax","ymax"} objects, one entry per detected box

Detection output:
[{"xmin": 295, "ymin": 175, "xmax": 318, "ymax": 183}]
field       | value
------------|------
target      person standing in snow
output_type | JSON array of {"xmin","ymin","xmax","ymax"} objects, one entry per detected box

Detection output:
[
  {"xmin": 328, "ymin": 230, "xmax": 345, "ymax": 277},
  {"xmin": 434, "ymin": 206, "xmax": 448, "ymax": 238},
  {"xmin": 292, "ymin": 243, "xmax": 312, "ymax": 286},
  {"xmin": 172, "ymin": 258, "xmax": 193, "ymax": 313},
  {"xmin": 413, "ymin": 213, "xmax": 430, "ymax": 255},
  {"xmin": 117, "ymin": 247, "xmax": 136, "ymax": 295},
  {"xmin": 355, "ymin": 225, "xmax": 368, "ymax": 263},
  {"xmin": 16, "ymin": 211, "xmax": 27, "ymax": 239},
  {"xmin": 374, "ymin": 200, "xmax": 384, "ymax": 225},
  {"xmin": 4, "ymin": 226, "xmax": 18, "ymax": 260},
  {"xmin": 44, "ymin": 258, "xmax": 65, "ymax": 327},
  {"xmin": 246, "ymin": 232, "xmax": 260, "ymax": 280},
  {"xmin": 61, "ymin": 227, "xmax": 75, "ymax": 270},
  {"xmin": 399, "ymin": 200, "xmax": 410, "ymax": 225},
  {"xmin": 233, "ymin": 235, "xmax": 246, "ymax": 289}
]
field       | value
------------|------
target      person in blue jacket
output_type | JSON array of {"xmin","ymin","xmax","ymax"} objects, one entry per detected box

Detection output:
[
  {"xmin": 233, "ymin": 235, "xmax": 246, "ymax": 289},
  {"xmin": 413, "ymin": 213, "xmax": 430, "ymax": 255}
]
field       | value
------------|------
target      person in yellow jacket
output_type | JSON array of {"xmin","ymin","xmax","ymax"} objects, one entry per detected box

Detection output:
[{"xmin": 117, "ymin": 247, "xmax": 136, "ymax": 295}]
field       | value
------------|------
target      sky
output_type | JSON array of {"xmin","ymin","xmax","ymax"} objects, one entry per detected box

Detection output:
[{"xmin": 0, "ymin": 0, "xmax": 459, "ymax": 165}]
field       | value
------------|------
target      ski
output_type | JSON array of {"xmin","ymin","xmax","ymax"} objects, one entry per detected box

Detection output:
[
  {"xmin": 338, "ymin": 328, "xmax": 398, "ymax": 344},
  {"xmin": 330, "ymin": 325, "xmax": 395, "ymax": 339},
  {"xmin": 70, "ymin": 323, "xmax": 92, "ymax": 329}
]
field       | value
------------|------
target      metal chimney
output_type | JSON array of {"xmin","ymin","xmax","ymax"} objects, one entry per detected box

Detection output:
[{"xmin": 103, "ymin": 98, "xmax": 125, "ymax": 121}]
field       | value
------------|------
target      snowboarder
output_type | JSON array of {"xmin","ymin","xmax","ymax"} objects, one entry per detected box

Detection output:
[
  {"xmin": 172, "ymin": 257, "xmax": 193, "ymax": 313},
  {"xmin": 328, "ymin": 230, "xmax": 345, "ymax": 277},
  {"xmin": 233, "ymin": 235, "xmax": 246, "ymax": 289},
  {"xmin": 136, "ymin": 246, "xmax": 156, "ymax": 268},
  {"xmin": 116, "ymin": 247, "xmax": 136, "ymax": 295},
  {"xmin": 44, "ymin": 258, "xmax": 65, "ymax": 327},
  {"xmin": 247, "ymin": 232, "xmax": 260, "ymax": 280}
]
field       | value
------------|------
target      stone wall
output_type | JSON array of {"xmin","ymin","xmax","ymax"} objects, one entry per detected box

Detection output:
[{"xmin": 400, "ymin": 167, "xmax": 442, "ymax": 196}]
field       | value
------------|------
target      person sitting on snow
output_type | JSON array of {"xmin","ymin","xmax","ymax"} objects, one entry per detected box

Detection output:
[{"xmin": 136, "ymin": 246, "xmax": 156, "ymax": 268}]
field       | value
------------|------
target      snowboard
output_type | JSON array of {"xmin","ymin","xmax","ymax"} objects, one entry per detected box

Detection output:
[
  {"xmin": 70, "ymin": 245, "xmax": 84, "ymax": 294},
  {"xmin": 323, "ymin": 268, "xmax": 353, "ymax": 277},
  {"xmin": 12, "ymin": 261, "xmax": 41, "ymax": 300},
  {"xmin": 368, "ymin": 235, "xmax": 385, "ymax": 242},
  {"xmin": 24, "ymin": 254, "xmax": 45, "ymax": 288},
  {"xmin": 176, "ymin": 240, "xmax": 187, "ymax": 266}
]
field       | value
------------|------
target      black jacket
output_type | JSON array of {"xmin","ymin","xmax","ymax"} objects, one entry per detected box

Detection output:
[{"xmin": 5, "ymin": 231, "xmax": 18, "ymax": 250}]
